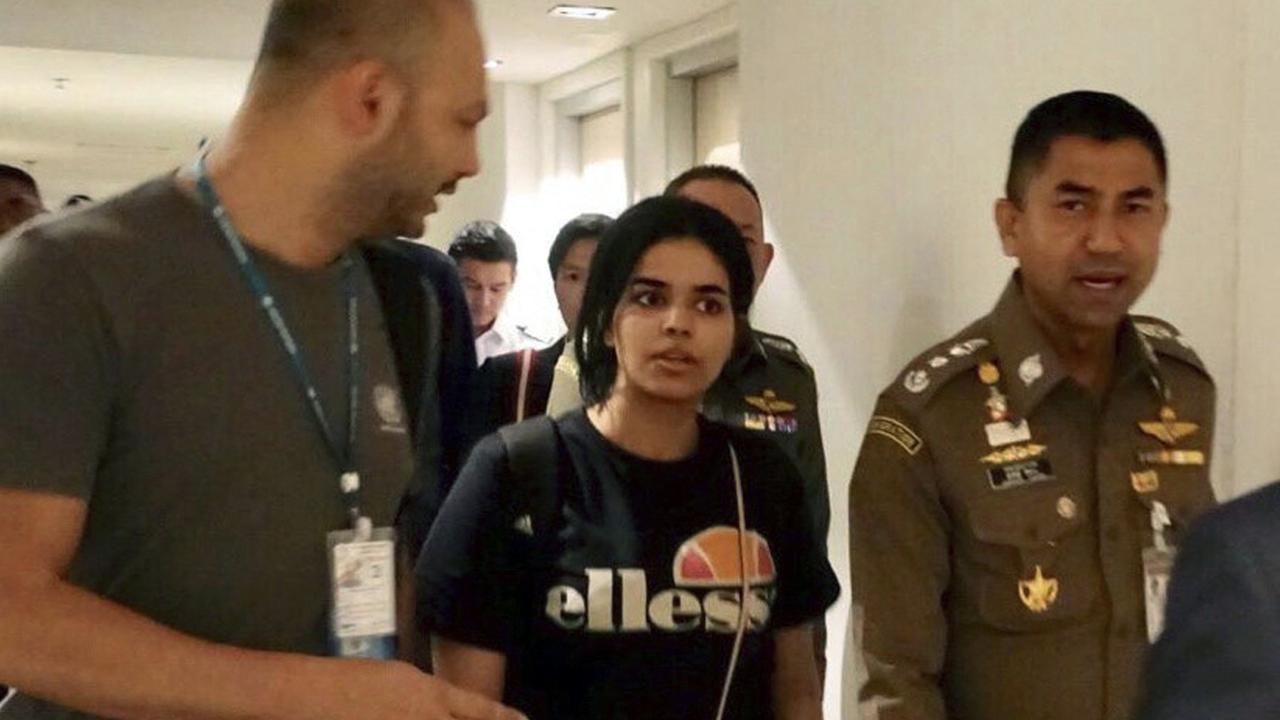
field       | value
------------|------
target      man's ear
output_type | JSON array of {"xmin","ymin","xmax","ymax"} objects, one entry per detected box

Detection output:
[
  {"xmin": 758, "ymin": 243, "xmax": 776, "ymax": 284},
  {"xmin": 994, "ymin": 198, "xmax": 1022, "ymax": 259},
  {"xmin": 330, "ymin": 60, "xmax": 407, "ymax": 143}
]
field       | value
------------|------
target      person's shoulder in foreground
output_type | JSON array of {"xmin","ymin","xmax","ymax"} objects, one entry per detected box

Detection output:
[{"xmin": 1137, "ymin": 480, "xmax": 1280, "ymax": 720}]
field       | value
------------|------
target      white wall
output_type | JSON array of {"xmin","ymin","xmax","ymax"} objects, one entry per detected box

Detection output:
[
  {"xmin": 577, "ymin": 106, "xmax": 629, "ymax": 214},
  {"xmin": 1233, "ymin": 0, "xmax": 1280, "ymax": 497},
  {"xmin": 737, "ymin": 0, "xmax": 1278, "ymax": 715},
  {"xmin": 694, "ymin": 65, "xmax": 741, "ymax": 167},
  {"xmin": 631, "ymin": 6, "xmax": 739, "ymax": 197},
  {"xmin": 423, "ymin": 82, "xmax": 513, "ymax": 251},
  {"xmin": 423, "ymin": 82, "xmax": 563, "ymax": 341}
]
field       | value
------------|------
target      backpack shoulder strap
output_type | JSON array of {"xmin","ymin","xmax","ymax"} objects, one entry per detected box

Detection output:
[
  {"xmin": 497, "ymin": 415, "xmax": 561, "ymax": 548},
  {"xmin": 513, "ymin": 348, "xmax": 536, "ymax": 423}
]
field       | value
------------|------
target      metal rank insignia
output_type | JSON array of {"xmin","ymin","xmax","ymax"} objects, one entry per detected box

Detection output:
[
  {"xmin": 1056, "ymin": 495, "xmax": 1078, "ymax": 520},
  {"xmin": 743, "ymin": 389, "xmax": 799, "ymax": 434},
  {"xmin": 1019, "ymin": 565, "xmax": 1059, "ymax": 613},
  {"xmin": 986, "ymin": 388, "xmax": 1009, "ymax": 423},
  {"xmin": 978, "ymin": 362, "xmax": 1000, "ymax": 386},
  {"xmin": 745, "ymin": 389, "xmax": 796, "ymax": 414},
  {"xmin": 1139, "ymin": 406, "xmax": 1200, "ymax": 446},
  {"xmin": 980, "ymin": 444, "xmax": 1047, "ymax": 465},
  {"xmin": 1131, "ymin": 469, "xmax": 1161, "ymax": 494},
  {"xmin": 978, "ymin": 362, "xmax": 1010, "ymax": 422},
  {"xmin": 1137, "ymin": 449, "xmax": 1206, "ymax": 467}
]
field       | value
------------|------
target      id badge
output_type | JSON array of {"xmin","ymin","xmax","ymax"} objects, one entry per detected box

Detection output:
[
  {"xmin": 1142, "ymin": 544, "xmax": 1177, "ymax": 643},
  {"xmin": 326, "ymin": 525, "xmax": 397, "ymax": 659}
]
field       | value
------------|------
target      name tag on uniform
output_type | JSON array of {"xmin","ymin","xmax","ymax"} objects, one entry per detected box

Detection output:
[
  {"xmin": 327, "ymin": 526, "xmax": 397, "ymax": 659},
  {"xmin": 988, "ymin": 458, "xmax": 1055, "ymax": 491},
  {"xmin": 985, "ymin": 420, "xmax": 1031, "ymax": 447}
]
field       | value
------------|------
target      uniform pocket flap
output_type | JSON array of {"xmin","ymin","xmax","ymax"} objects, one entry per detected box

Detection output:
[
  {"xmin": 968, "ymin": 491, "xmax": 1087, "ymax": 548},
  {"xmin": 1132, "ymin": 469, "xmax": 1216, "ymax": 528}
]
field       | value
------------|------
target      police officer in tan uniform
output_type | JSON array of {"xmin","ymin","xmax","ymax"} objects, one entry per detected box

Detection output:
[
  {"xmin": 667, "ymin": 165, "xmax": 832, "ymax": 679},
  {"xmin": 849, "ymin": 91, "xmax": 1216, "ymax": 720}
]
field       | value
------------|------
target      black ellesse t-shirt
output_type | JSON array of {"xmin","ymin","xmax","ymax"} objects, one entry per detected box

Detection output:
[{"xmin": 416, "ymin": 410, "xmax": 840, "ymax": 720}]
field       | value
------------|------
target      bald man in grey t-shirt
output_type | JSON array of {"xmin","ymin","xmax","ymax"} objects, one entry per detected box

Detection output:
[{"xmin": 0, "ymin": 177, "xmax": 419, "ymax": 718}]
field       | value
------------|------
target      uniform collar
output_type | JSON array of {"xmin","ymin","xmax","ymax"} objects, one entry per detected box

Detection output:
[
  {"xmin": 485, "ymin": 312, "xmax": 520, "ymax": 343},
  {"xmin": 722, "ymin": 327, "xmax": 770, "ymax": 377},
  {"xmin": 474, "ymin": 313, "xmax": 525, "ymax": 366},
  {"xmin": 988, "ymin": 273, "xmax": 1157, "ymax": 418},
  {"xmin": 744, "ymin": 330, "xmax": 772, "ymax": 370}
]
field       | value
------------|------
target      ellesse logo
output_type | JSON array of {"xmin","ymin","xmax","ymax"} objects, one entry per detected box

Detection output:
[
  {"xmin": 545, "ymin": 526, "xmax": 777, "ymax": 634},
  {"xmin": 673, "ymin": 526, "xmax": 777, "ymax": 588}
]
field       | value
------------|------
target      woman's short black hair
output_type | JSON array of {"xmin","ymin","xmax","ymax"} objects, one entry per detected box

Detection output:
[{"xmin": 574, "ymin": 195, "xmax": 755, "ymax": 405}]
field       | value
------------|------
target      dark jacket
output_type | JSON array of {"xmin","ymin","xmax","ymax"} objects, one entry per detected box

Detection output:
[
  {"xmin": 363, "ymin": 238, "xmax": 475, "ymax": 557},
  {"xmin": 1137, "ymin": 480, "xmax": 1280, "ymax": 720},
  {"xmin": 464, "ymin": 337, "xmax": 567, "ymax": 454}
]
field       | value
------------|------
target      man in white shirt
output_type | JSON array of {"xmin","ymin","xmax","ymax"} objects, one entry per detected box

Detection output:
[{"xmin": 447, "ymin": 220, "xmax": 546, "ymax": 364}]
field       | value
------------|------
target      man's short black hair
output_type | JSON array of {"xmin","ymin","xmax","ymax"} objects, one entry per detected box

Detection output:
[
  {"xmin": 664, "ymin": 164, "xmax": 761, "ymax": 207},
  {"xmin": 447, "ymin": 220, "xmax": 518, "ymax": 266},
  {"xmin": 0, "ymin": 164, "xmax": 40, "ymax": 197},
  {"xmin": 1006, "ymin": 90, "xmax": 1167, "ymax": 206},
  {"xmin": 548, "ymin": 213, "xmax": 612, "ymax": 277}
]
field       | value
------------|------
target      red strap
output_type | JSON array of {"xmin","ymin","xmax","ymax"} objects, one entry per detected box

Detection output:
[{"xmin": 515, "ymin": 348, "xmax": 535, "ymax": 422}]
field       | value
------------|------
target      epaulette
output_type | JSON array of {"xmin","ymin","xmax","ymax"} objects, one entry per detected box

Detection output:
[
  {"xmin": 755, "ymin": 330, "xmax": 814, "ymax": 373},
  {"xmin": 516, "ymin": 325, "xmax": 552, "ymax": 347},
  {"xmin": 886, "ymin": 333, "xmax": 994, "ymax": 413},
  {"xmin": 1131, "ymin": 315, "xmax": 1209, "ymax": 376}
]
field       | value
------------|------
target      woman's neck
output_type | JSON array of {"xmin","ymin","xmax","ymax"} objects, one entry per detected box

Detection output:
[{"xmin": 587, "ymin": 388, "xmax": 700, "ymax": 461}]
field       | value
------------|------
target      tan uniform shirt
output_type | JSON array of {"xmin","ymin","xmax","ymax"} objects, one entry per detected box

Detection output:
[{"xmin": 850, "ymin": 277, "xmax": 1216, "ymax": 720}]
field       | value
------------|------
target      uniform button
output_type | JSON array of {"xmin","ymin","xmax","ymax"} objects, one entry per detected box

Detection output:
[{"xmin": 1057, "ymin": 496, "xmax": 1078, "ymax": 520}]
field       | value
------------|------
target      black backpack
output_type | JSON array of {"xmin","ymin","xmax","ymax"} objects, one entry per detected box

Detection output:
[{"xmin": 497, "ymin": 415, "xmax": 564, "ymax": 553}]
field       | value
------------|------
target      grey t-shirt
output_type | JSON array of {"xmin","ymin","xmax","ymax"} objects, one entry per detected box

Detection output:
[{"xmin": 0, "ymin": 176, "xmax": 415, "ymax": 718}]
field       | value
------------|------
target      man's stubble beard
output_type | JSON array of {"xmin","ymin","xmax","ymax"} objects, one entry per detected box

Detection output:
[{"xmin": 338, "ymin": 122, "xmax": 433, "ymax": 241}]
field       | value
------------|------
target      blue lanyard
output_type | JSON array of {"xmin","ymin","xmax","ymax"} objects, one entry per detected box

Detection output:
[{"xmin": 192, "ymin": 155, "xmax": 364, "ymax": 527}]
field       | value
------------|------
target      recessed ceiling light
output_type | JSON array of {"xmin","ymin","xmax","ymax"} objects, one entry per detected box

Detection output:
[
  {"xmin": 548, "ymin": 5, "xmax": 616, "ymax": 20},
  {"xmin": 483, "ymin": 59, "xmax": 504, "ymax": 69}
]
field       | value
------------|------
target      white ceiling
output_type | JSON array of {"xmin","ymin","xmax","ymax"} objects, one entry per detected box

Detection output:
[
  {"xmin": 0, "ymin": 0, "xmax": 730, "ymax": 203},
  {"xmin": 0, "ymin": 1, "xmax": 730, "ymax": 83}
]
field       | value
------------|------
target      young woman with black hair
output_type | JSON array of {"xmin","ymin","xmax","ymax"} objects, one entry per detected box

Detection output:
[{"xmin": 415, "ymin": 196, "xmax": 839, "ymax": 719}]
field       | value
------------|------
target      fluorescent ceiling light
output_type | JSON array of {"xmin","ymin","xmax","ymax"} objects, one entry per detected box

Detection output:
[{"xmin": 548, "ymin": 5, "xmax": 617, "ymax": 20}]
